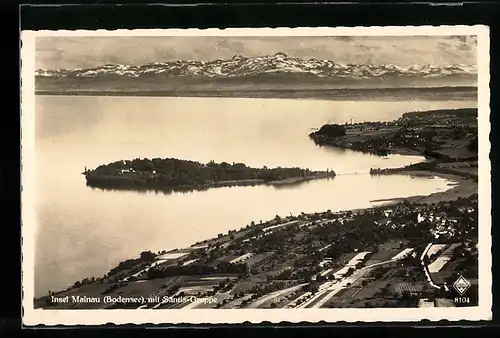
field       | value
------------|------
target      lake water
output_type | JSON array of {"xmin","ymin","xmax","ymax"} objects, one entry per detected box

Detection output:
[{"xmin": 33, "ymin": 96, "xmax": 476, "ymax": 297}]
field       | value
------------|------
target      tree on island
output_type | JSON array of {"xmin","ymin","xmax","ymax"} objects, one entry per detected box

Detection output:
[
  {"xmin": 316, "ymin": 124, "xmax": 347, "ymax": 138},
  {"xmin": 140, "ymin": 251, "xmax": 156, "ymax": 261}
]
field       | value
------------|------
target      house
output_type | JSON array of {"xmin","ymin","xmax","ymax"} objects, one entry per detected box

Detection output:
[{"xmin": 394, "ymin": 283, "xmax": 421, "ymax": 297}]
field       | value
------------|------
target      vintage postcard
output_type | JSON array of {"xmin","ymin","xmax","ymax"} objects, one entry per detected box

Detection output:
[{"xmin": 21, "ymin": 26, "xmax": 491, "ymax": 326}]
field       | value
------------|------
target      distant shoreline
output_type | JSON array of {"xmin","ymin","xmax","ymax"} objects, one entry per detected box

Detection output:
[{"xmin": 34, "ymin": 86, "xmax": 478, "ymax": 100}]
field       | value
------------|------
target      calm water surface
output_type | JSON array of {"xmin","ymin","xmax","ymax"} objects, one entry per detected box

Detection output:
[{"xmin": 34, "ymin": 96, "xmax": 476, "ymax": 296}]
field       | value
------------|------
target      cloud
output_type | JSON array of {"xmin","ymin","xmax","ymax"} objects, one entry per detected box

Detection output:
[{"xmin": 35, "ymin": 35, "xmax": 478, "ymax": 69}]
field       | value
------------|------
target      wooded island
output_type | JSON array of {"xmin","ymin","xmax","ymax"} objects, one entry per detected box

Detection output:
[{"xmin": 83, "ymin": 158, "xmax": 336, "ymax": 193}]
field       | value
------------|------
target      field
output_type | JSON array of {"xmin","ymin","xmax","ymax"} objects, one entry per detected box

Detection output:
[{"xmin": 365, "ymin": 240, "xmax": 408, "ymax": 265}]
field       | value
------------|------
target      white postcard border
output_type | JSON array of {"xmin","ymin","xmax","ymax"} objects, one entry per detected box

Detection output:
[{"xmin": 21, "ymin": 25, "xmax": 492, "ymax": 326}]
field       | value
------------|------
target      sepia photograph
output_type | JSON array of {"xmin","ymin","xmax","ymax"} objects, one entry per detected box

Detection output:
[{"xmin": 21, "ymin": 26, "xmax": 491, "ymax": 325}]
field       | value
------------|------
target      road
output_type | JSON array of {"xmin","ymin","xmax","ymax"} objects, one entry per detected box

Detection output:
[
  {"xmin": 120, "ymin": 259, "xmax": 169, "ymax": 282},
  {"xmin": 420, "ymin": 242, "xmax": 450, "ymax": 291},
  {"xmin": 294, "ymin": 252, "xmax": 411, "ymax": 309},
  {"xmin": 283, "ymin": 292, "xmax": 313, "ymax": 308},
  {"xmin": 220, "ymin": 294, "xmax": 255, "ymax": 309},
  {"xmin": 312, "ymin": 253, "xmax": 416, "ymax": 308},
  {"xmin": 244, "ymin": 283, "xmax": 309, "ymax": 309}
]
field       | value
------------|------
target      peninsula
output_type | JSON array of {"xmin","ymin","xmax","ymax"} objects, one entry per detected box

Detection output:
[
  {"xmin": 83, "ymin": 158, "xmax": 336, "ymax": 193},
  {"xmin": 310, "ymin": 108, "xmax": 478, "ymax": 178},
  {"xmin": 310, "ymin": 108, "xmax": 477, "ymax": 158}
]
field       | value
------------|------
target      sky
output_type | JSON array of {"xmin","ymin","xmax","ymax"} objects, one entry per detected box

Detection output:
[{"xmin": 35, "ymin": 35, "xmax": 477, "ymax": 70}]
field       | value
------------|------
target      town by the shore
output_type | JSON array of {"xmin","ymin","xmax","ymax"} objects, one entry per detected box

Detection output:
[{"xmin": 35, "ymin": 182, "xmax": 478, "ymax": 310}]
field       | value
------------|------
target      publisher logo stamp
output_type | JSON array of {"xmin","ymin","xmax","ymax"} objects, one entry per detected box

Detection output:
[{"xmin": 453, "ymin": 275, "xmax": 471, "ymax": 296}]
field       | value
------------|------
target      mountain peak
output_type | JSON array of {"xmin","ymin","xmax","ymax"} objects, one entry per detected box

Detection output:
[
  {"xmin": 273, "ymin": 52, "xmax": 288, "ymax": 58},
  {"xmin": 35, "ymin": 53, "xmax": 477, "ymax": 83}
]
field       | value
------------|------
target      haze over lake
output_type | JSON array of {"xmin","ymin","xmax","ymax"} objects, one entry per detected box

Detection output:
[{"xmin": 34, "ymin": 95, "xmax": 476, "ymax": 297}]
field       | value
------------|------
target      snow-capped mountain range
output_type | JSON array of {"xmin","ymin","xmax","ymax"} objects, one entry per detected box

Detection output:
[{"xmin": 35, "ymin": 52, "xmax": 476, "ymax": 81}]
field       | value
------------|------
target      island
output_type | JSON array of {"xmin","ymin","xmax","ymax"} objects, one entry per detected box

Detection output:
[{"xmin": 83, "ymin": 158, "xmax": 336, "ymax": 193}]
